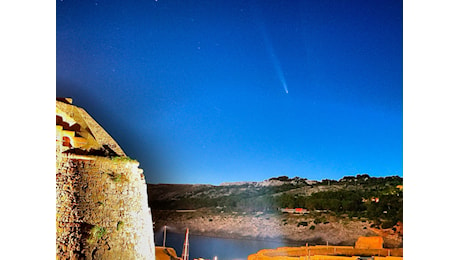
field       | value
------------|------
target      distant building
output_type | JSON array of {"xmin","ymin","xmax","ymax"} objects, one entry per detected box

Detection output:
[{"xmin": 280, "ymin": 208, "xmax": 309, "ymax": 214}]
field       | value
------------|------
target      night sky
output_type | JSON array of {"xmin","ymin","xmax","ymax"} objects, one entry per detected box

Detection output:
[{"xmin": 56, "ymin": 0, "xmax": 402, "ymax": 185}]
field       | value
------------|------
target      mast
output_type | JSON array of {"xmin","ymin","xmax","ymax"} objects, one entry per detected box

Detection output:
[
  {"xmin": 163, "ymin": 226, "xmax": 167, "ymax": 247},
  {"xmin": 181, "ymin": 228, "xmax": 189, "ymax": 260}
]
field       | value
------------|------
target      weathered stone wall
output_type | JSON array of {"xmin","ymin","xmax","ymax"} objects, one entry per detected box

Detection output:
[
  {"xmin": 56, "ymin": 98, "xmax": 155, "ymax": 259},
  {"xmin": 56, "ymin": 154, "xmax": 155, "ymax": 259},
  {"xmin": 56, "ymin": 157, "xmax": 83, "ymax": 259}
]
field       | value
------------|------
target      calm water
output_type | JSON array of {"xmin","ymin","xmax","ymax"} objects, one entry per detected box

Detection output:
[{"xmin": 154, "ymin": 231, "xmax": 303, "ymax": 260}]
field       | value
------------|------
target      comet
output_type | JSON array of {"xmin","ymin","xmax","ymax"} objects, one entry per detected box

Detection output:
[
  {"xmin": 261, "ymin": 24, "xmax": 289, "ymax": 94},
  {"xmin": 283, "ymin": 81, "xmax": 289, "ymax": 94}
]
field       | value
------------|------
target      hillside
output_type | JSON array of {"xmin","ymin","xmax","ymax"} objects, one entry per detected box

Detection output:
[{"xmin": 147, "ymin": 175, "xmax": 403, "ymax": 247}]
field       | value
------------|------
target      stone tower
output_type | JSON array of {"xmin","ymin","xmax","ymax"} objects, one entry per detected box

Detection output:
[{"xmin": 56, "ymin": 98, "xmax": 155, "ymax": 259}]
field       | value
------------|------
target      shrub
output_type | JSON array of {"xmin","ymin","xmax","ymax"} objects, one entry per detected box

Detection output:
[
  {"xmin": 111, "ymin": 173, "xmax": 123, "ymax": 183},
  {"xmin": 310, "ymin": 225, "xmax": 316, "ymax": 230},
  {"xmin": 104, "ymin": 172, "xmax": 126, "ymax": 183},
  {"xmin": 88, "ymin": 225, "xmax": 106, "ymax": 244},
  {"xmin": 297, "ymin": 221, "xmax": 308, "ymax": 227},
  {"xmin": 381, "ymin": 221, "xmax": 394, "ymax": 229}
]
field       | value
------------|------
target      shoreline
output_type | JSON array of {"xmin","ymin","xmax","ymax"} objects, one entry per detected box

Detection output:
[
  {"xmin": 152, "ymin": 209, "xmax": 403, "ymax": 248},
  {"xmin": 156, "ymin": 230, "xmax": 306, "ymax": 246}
]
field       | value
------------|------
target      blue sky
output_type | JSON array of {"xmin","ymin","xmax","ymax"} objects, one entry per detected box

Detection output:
[{"xmin": 56, "ymin": 0, "xmax": 402, "ymax": 184}]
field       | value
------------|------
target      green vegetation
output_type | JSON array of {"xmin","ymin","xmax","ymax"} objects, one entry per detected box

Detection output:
[
  {"xmin": 111, "ymin": 173, "xmax": 123, "ymax": 183},
  {"xmin": 272, "ymin": 177, "xmax": 403, "ymax": 227},
  {"xmin": 104, "ymin": 172, "xmax": 126, "ymax": 183},
  {"xmin": 88, "ymin": 225, "xmax": 107, "ymax": 244},
  {"xmin": 148, "ymin": 174, "xmax": 403, "ymax": 228},
  {"xmin": 111, "ymin": 156, "xmax": 137, "ymax": 163}
]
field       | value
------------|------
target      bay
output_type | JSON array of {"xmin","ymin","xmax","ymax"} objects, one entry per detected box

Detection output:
[{"xmin": 155, "ymin": 231, "xmax": 304, "ymax": 260}]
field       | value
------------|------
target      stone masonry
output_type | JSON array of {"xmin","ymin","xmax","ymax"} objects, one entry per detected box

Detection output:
[{"xmin": 56, "ymin": 98, "xmax": 155, "ymax": 260}]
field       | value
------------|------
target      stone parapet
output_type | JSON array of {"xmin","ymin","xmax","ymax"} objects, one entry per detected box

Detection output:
[{"xmin": 248, "ymin": 242, "xmax": 403, "ymax": 260}]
